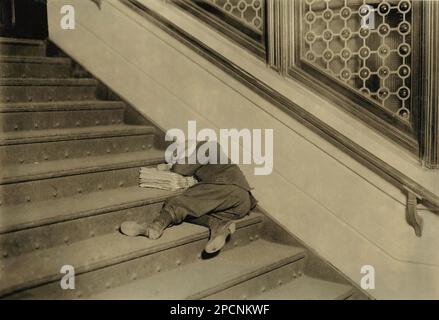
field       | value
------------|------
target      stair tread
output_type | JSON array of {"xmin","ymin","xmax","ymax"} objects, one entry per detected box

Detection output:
[
  {"xmin": 254, "ymin": 276, "xmax": 354, "ymax": 300},
  {"xmin": 89, "ymin": 240, "xmax": 305, "ymax": 300},
  {"xmin": 0, "ymin": 78, "xmax": 97, "ymax": 86},
  {"xmin": 0, "ymin": 55, "xmax": 70, "ymax": 65},
  {"xmin": 0, "ymin": 100, "xmax": 125, "ymax": 112},
  {"xmin": 0, "ymin": 37, "xmax": 45, "ymax": 46},
  {"xmin": 0, "ymin": 149, "xmax": 164, "ymax": 184},
  {"xmin": 0, "ymin": 186, "xmax": 177, "ymax": 233},
  {"xmin": 0, "ymin": 124, "xmax": 155, "ymax": 144},
  {"xmin": 0, "ymin": 213, "xmax": 264, "ymax": 296}
]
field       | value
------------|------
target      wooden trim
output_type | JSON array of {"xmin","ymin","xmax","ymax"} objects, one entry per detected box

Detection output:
[
  {"xmin": 421, "ymin": 1, "xmax": 439, "ymax": 169},
  {"xmin": 171, "ymin": 0, "xmax": 266, "ymax": 60},
  {"xmin": 120, "ymin": 0, "xmax": 439, "ymax": 211}
]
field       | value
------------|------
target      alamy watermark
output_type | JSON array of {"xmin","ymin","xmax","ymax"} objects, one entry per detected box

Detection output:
[{"xmin": 165, "ymin": 121, "xmax": 273, "ymax": 176}]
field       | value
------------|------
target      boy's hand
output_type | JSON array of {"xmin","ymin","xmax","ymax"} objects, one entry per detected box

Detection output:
[{"xmin": 157, "ymin": 163, "xmax": 172, "ymax": 171}]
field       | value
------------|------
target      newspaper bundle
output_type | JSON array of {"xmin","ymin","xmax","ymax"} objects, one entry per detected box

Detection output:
[{"xmin": 139, "ymin": 167, "xmax": 198, "ymax": 191}]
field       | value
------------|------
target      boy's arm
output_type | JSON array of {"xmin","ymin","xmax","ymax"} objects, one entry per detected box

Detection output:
[{"xmin": 171, "ymin": 163, "xmax": 202, "ymax": 176}]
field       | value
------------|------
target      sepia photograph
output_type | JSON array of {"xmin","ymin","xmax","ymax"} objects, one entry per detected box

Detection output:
[{"xmin": 0, "ymin": 0, "xmax": 438, "ymax": 308}]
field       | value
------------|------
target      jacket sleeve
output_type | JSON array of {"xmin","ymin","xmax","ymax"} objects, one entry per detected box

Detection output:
[{"xmin": 171, "ymin": 163, "xmax": 202, "ymax": 176}]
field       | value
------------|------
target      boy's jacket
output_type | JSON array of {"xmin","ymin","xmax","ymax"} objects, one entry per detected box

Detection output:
[{"xmin": 171, "ymin": 141, "xmax": 253, "ymax": 192}]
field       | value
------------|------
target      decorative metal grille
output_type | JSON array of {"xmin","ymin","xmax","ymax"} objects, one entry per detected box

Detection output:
[
  {"xmin": 301, "ymin": 0, "xmax": 413, "ymax": 122},
  {"xmin": 204, "ymin": 0, "xmax": 264, "ymax": 33}
]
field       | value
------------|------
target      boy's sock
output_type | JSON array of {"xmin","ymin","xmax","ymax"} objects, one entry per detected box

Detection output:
[{"xmin": 120, "ymin": 208, "xmax": 175, "ymax": 239}]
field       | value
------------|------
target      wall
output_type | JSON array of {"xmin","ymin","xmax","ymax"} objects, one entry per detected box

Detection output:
[{"xmin": 46, "ymin": 0, "xmax": 439, "ymax": 299}]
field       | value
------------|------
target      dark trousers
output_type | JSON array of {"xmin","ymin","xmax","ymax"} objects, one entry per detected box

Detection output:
[{"xmin": 161, "ymin": 184, "xmax": 253, "ymax": 226}]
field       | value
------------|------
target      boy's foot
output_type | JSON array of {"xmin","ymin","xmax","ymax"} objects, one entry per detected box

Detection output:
[
  {"xmin": 120, "ymin": 221, "xmax": 165, "ymax": 240},
  {"xmin": 205, "ymin": 221, "xmax": 236, "ymax": 254}
]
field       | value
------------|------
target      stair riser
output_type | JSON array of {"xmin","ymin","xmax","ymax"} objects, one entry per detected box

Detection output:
[
  {"xmin": 203, "ymin": 260, "xmax": 307, "ymax": 300},
  {"xmin": 0, "ymin": 85, "xmax": 97, "ymax": 102},
  {"xmin": 0, "ymin": 167, "xmax": 144, "ymax": 206},
  {"xmin": 0, "ymin": 134, "xmax": 155, "ymax": 166},
  {"xmin": 0, "ymin": 44, "xmax": 46, "ymax": 57},
  {"xmin": 4, "ymin": 223, "xmax": 263, "ymax": 299},
  {"xmin": 0, "ymin": 109, "xmax": 124, "ymax": 132},
  {"xmin": 0, "ymin": 62, "xmax": 71, "ymax": 78},
  {"xmin": 0, "ymin": 201, "xmax": 165, "ymax": 258}
]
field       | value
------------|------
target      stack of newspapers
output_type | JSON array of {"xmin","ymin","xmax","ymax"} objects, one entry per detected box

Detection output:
[{"xmin": 139, "ymin": 167, "xmax": 198, "ymax": 191}]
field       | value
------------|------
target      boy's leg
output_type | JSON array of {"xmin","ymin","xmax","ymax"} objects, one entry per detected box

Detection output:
[
  {"xmin": 121, "ymin": 184, "xmax": 251, "ymax": 244},
  {"xmin": 187, "ymin": 186, "xmax": 252, "ymax": 253},
  {"xmin": 120, "ymin": 210, "xmax": 174, "ymax": 239}
]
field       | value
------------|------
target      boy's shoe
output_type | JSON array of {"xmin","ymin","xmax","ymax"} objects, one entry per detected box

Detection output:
[
  {"xmin": 205, "ymin": 221, "xmax": 236, "ymax": 253},
  {"xmin": 120, "ymin": 221, "xmax": 166, "ymax": 240}
]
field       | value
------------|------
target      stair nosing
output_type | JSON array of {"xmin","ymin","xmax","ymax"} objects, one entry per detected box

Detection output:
[
  {"xmin": 188, "ymin": 254, "xmax": 306, "ymax": 300},
  {"xmin": 87, "ymin": 240, "xmax": 306, "ymax": 300},
  {"xmin": 0, "ymin": 214, "xmax": 264, "ymax": 298},
  {"xmin": 0, "ymin": 37, "xmax": 45, "ymax": 46},
  {"xmin": 0, "ymin": 101, "xmax": 125, "ymax": 113},
  {"xmin": 0, "ymin": 55, "xmax": 71, "ymax": 65},
  {"xmin": 0, "ymin": 78, "xmax": 98, "ymax": 86},
  {"xmin": 0, "ymin": 150, "xmax": 164, "ymax": 185},
  {"xmin": 0, "ymin": 125, "xmax": 155, "ymax": 146},
  {"xmin": 253, "ymin": 275, "xmax": 355, "ymax": 300},
  {"xmin": 0, "ymin": 187, "xmax": 180, "ymax": 234}
]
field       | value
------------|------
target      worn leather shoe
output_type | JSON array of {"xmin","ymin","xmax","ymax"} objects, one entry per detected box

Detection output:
[
  {"xmin": 205, "ymin": 221, "xmax": 236, "ymax": 253},
  {"xmin": 120, "ymin": 221, "xmax": 165, "ymax": 240}
]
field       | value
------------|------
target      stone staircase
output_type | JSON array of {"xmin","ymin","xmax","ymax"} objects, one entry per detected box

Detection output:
[{"xmin": 0, "ymin": 36, "xmax": 359, "ymax": 300}]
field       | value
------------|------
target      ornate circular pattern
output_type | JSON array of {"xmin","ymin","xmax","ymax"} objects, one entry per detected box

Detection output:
[
  {"xmin": 378, "ymin": 45, "xmax": 391, "ymax": 58},
  {"xmin": 322, "ymin": 9, "xmax": 333, "ymax": 22},
  {"xmin": 340, "ymin": 7, "xmax": 352, "ymax": 20},
  {"xmin": 305, "ymin": 12, "xmax": 316, "ymax": 24},
  {"xmin": 340, "ymin": 68, "xmax": 351, "ymax": 81},
  {"xmin": 340, "ymin": 48, "xmax": 352, "ymax": 61},
  {"xmin": 359, "ymin": 27, "xmax": 370, "ymax": 39},
  {"xmin": 378, "ymin": 2, "xmax": 391, "ymax": 16},
  {"xmin": 398, "ymin": 65, "xmax": 411, "ymax": 78},
  {"xmin": 306, "ymin": 52, "xmax": 316, "ymax": 62},
  {"xmin": 302, "ymin": 0, "xmax": 413, "ymax": 120},
  {"xmin": 398, "ymin": 21, "xmax": 411, "ymax": 35},
  {"xmin": 398, "ymin": 86, "xmax": 411, "ymax": 100},
  {"xmin": 398, "ymin": 1, "xmax": 411, "ymax": 13},
  {"xmin": 398, "ymin": 108, "xmax": 410, "ymax": 120},
  {"xmin": 359, "ymin": 67, "xmax": 371, "ymax": 80},
  {"xmin": 208, "ymin": 0, "xmax": 263, "ymax": 32},
  {"xmin": 361, "ymin": 88, "xmax": 371, "ymax": 96},
  {"xmin": 305, "ymin": 31, "xmax": 316, "ymax": 43},
  {"xmin": 378, "ymin": 23, "xmax": 391, "ymax": 36},
  {"xmin": 322, "ymin": 49, "xmax": 334, "ymax": 61},
  {"xmin": 398, "ymin": 43, "xmax": 411, "ymax": 57},
  {"xmin": 378, "ymin": 88, "xmax": 390, "ymax": 100},
  {"xmin": 340, "ymin": 27, "xmax": 351, "ymax": 40},
  {"xmin": 323, "ymin": 30, "xmax": 333, "ymax": 41},
  {"xmin": 359, "ymin": 4, "xmax": 370, "ymax": 17},
  {"xmin": 378, "ymin": 66, "xmax": 390, "ymax": 79},
  {"xmin": 359, "ymin": 46, "xmax": 371, "ymax": 59}
]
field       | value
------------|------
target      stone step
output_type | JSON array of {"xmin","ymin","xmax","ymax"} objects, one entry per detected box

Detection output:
[
  {"xmin": 1, "ymin": 213, "xmax": 264, "ymax": 299},
  {"xmin": 88, "ymin": 240, "xmax": 306, "ymax": 300},
  {"xmin": 0, "ymin": 187, "xmax": 177, "ymax": 257},
  {"xmin": 0, "ymin": 55, "xmax": 71, "ymax": 78},
  {"xmin": 0, "ymin": 37, "xmax": 46, "ymax": 57},
  {"xmin": 0, "ymin": 78, "xmax": 98, "ymax": 102},
  {"xmin": 0, "ymin": 166, "xmax": 144, "ymax": 207},
  {"xmin": 0, "ymin": 125, "xmax": 155, "ymax": 166},
  {"xmin": 0, "ymin": 100, "xmax": 125, "ymax": 132},
  {"xmin": 253, "ymin": 276, "xmax": 355, "ymax": 300},
  {"xmin": 0, "ymin": 148, "xmax": 164, "ymax": 185}
]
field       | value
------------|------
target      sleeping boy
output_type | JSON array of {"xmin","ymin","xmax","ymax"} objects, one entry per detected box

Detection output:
[{"xmin": 120, "ymin": 140, "xmax": 257, "ymax": 253}]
